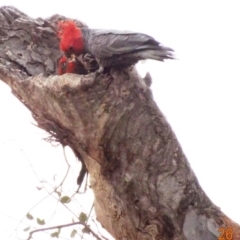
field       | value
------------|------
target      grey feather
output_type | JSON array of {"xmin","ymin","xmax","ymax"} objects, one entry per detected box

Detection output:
[
  {"xmin": 83, "ymin": 29, "xmax": 172, "ymax": 55},
  {"xmin": 81, "ymin": 28, "xmax": 175, "ymax": 68}
]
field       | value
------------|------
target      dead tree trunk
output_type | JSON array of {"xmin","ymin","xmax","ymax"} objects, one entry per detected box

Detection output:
[{"xmin": 0, "ymin": 6, "xmax": 239, "ymax": 240}]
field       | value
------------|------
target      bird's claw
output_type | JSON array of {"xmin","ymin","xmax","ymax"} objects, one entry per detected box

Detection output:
[
  {"xmin": 83, "ymin": 53, "xmax": 94, "ymax": 62},
  {"xmin": 97, "ymin": 66, "xmax": 104, "ymax": 74},
  {"xmin": 93, "ymin": 66, "xmax": 104, "ymax": 81}
]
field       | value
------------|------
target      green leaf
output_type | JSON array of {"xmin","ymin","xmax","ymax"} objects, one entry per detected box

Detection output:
[
  {"xmin": 70, "ymin": 229, "xmax": 77, "ymax": 238},
  {"xmin": 36, "ymin": 218, "xmax": 45, "ymax": 225},
  {"xmin": 51, "ymin": 228, "xmax": 61, "ymax": 238},
  {"xmin": 60, "ymin": 196, "xmax": 71, "ymax": 204},
  {"xmin": 79, "ymin": 212, "xmax": 87, "ymax": 223},
  {"xmin": 23, "ymin": 226, "xmax": 30, "ymax": 231},
  {"xmin": 50, "ymin": 232, "xmax": 59, "ymax": 238},
  {"xmin": 26, "ymin": 213, "xmax": 34, "ymax": 220},
  {"xmin": 82, "ymin": 226, "xmax": 90, "ymax": 234}
]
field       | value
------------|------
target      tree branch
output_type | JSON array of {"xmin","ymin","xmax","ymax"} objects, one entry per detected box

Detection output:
[{"xmin": 27, "ymin": 221, "xmax": 102, "ymax": 240}]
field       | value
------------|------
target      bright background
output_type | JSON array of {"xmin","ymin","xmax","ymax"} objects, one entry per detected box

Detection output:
[{"xmin": 0, "ymin": 1, "xmax": 240, "ymax": 239}]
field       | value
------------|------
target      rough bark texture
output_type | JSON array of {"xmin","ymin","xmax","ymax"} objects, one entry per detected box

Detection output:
[{"xmin": 0, "ymin": 6, "xmax": 240, "ymax": 240}]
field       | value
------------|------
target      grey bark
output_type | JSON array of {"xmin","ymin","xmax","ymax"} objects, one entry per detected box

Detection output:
[{"xmin": 0, "ymin": 6, "xmax": 239, "ymax": 240}]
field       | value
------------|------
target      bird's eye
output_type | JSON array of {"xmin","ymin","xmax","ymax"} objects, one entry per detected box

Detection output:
[
  {"xmin": 61, "ymin": 62, "xmax": 67, "ymax": 68},
  {"xmin": 69, "ymin": 46, "xmax": 74, "ymax": 53}
]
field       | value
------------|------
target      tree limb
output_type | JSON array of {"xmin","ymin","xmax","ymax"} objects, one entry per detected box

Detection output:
[{"xmin": 27, "ymin": 221, "xmax": 102, "ymax": 240}]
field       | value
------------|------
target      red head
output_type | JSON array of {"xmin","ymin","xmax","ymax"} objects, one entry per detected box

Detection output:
[
  {"xmin": 58, "ymin": 55, "xmax": 78, "ymax": 75},
  {"xmin": 67, "ymin": 55, "xmax": 78, "ymax": 73},
  {"xmin": 58, "ymin": 20, "xmax": 84, "ymax": 56}
]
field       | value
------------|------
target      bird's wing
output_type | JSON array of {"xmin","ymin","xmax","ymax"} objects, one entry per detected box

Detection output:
[{"xmin": 87, "ymin": 29, "xmax": 163, "ymax": 58}]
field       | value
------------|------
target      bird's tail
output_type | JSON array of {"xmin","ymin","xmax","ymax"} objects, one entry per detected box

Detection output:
[{"xmin": 140, "ymin": 46, "xmax": 175, "ymax": 61}]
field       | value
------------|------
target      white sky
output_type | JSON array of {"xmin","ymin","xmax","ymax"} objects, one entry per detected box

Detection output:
[{"xmin": 0, "ymin": 1, "xmax": 240, "ymax": 239}]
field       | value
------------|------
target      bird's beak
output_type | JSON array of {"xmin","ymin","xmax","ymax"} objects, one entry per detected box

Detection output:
[{"xmin": 69, "ymin": 54, "xmax": 76, "ymax": 62}]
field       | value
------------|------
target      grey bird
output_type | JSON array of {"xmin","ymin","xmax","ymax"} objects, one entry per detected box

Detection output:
[{"xmin": 59, "ymin": 20, "xmax": 175, "ymax": 73}]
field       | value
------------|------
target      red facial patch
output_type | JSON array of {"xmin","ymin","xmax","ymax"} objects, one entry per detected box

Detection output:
[
  {"xmin": 66, "ymin": 60, "xmax": 76, "ymax": 73},
  {"xmin": 58, "ymin": 55, "xmax": 68, "ymax": 75},
  {"xmin": 57, "ymin": 55, "xmax": 78, "ymax": 75},
  {"xmin": 58, "ymin": 20, "xmax": 84, "ymax": 55}
]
